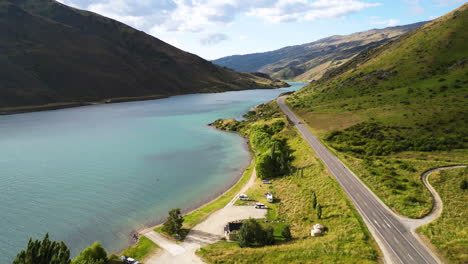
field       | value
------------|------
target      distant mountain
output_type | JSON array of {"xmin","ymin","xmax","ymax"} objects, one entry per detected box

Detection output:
[
  {"xmin": 213, "ymin": 22, "xmax": 427, "ymax": 81},
  {"xmin": 0, "ymin": 0, "xmax": 287, "ymax": 111}
]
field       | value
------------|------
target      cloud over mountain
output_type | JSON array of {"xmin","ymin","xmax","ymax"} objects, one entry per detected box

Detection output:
[{"xmin": 58, "ymin": 0, "xmax": 380, "ymax": 32}]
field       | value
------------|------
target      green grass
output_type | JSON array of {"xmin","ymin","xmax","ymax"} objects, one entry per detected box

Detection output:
[
  {"xmin": 418, "ymin": 167, "xmax": 468, "ymax": 264},
  {"xmin": 333, "ymin": 151, "xmax": 467, "ymax": 218},
  {"xmin": 233, "ymin": 177, "xmax": 279, "ymax": 220},
  {"xmin": 197, "ymin": 104, "xmax": 380, "ymax": 263},
  {"xmin": 120, "ymin": 237, "xmax": 159, "ymax": 261},
  {"xmin": 154, "ymin": 164, "xmax": 254, "ymax": 238}
]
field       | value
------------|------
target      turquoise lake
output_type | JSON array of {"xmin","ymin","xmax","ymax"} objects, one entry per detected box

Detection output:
[{"xmin": 0, "ymin": 82, "xmax": 306, "ymax": 262}]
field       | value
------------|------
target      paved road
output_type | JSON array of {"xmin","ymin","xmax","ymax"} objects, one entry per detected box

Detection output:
[{"xmin": 277, "ymin": 96, "xmax": 441, "ymax": 264}]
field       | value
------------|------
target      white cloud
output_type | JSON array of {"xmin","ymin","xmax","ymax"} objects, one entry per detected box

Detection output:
[
  {"xmin": 239, "ymin": 35, "xmax": 249, "ymax": 40},
  {"xmin": 405, "ymin": 0, "xmax": 425, "ymax": 15},
  {"xmin": 247, "ymin": 0, "xmax": 381, "ymax": 23},
  {"xmin": 200, "ymin": 33, "xmax": 230, "ymax": 46},
  {"xmin": 152, "ymin": 0, "xmax": 277, "ymax": 32},
  {"xmin": 371, "ymin": 18, "xmax": 400, "ymax": 27},
  {"xmin": 56, "ymin": 0, "xmax": 380, "ymax": 33}
]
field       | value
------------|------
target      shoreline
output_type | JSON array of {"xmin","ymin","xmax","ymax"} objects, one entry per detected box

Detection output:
[
  {"xmin": 123, "ymin": 137, "xmax": 253, "ymax": 252},
  {"xmin": 0, "ymin": 95, "xmax": 170, "ymax": 116},
  {"xmin": 0, "ymin": 83, "xmax": 293, "ymax": 116}
]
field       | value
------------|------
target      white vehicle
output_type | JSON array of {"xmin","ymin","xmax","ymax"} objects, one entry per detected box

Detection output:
[
  {"xmin": 255, "ymin": 203, "xmax": 267, "ymax": 209},
  {"xmin": 120, "ymin": 256, "xmax": 140, "ymax": 264},
  {"xmin": 239, "ymin": 194, "xmax": 249, "ymax": 201},
  {"xmin": 266, "ymin": 193, "xmax": 274, "ymax": 203}
]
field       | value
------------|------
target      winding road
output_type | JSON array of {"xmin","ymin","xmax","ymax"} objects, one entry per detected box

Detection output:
[{"xmin": 277, "ymin": 96, "xmax": 455, "ymax": 264}]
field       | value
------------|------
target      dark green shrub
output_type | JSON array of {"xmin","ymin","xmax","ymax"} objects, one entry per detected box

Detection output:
[
  {"xmin": 73, "ymin": 242, "xmax": 107, "ymax": 264},
  {"xmin": 281, "ymin": 225, "xmax": 292, "ymax": 241}
]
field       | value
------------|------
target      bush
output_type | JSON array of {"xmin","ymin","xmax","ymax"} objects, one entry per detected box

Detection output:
[
  {"xmin": 325, "ymin": 121, "xmax": 466, "ymax": 156},
  {"xmin": 281, "ymin": 225, "xmax": 292, "ymax": 241},
  {"xmin": 460, "ymin": 179, "xmax": 468, "ymax": 190},
  {"xmin": 264, "ymin": 226, "xmax": 275, "ymax": 245},
  {"xmin": 73, "ymin": 242, "xmax": 107, "ymax": 264}
]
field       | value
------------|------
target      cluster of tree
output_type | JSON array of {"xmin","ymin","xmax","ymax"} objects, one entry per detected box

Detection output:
[
  {"xmin": 162, "ymin": 208, "xmax": 184, "ymax": 238},
  {"xmin": 13, "ymin": 234, "xmax": 110, "ymax": 264},
  {"xmin": 250, "ymin": 124, "xmax": 291, "ymax": 179},
  {"xmin": 237, "ymin": 219, "xmax": 275, "ymax": 247},
  {"xmin": 325, "ymin": 121, "xmax": 466, "ymax": 156}
]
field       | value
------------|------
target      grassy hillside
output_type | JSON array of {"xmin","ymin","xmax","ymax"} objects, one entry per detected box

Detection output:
[
  {"xmin": 200, "ymin": 102, "xmax": 380, "ymax": 263},
  {"xmin": 286, "ymin": 3, "xmax": 468, "ymax": 218},
  {"xmin": 213, "ymin": 22, "xmax": 425, "ymax": 81},
  {"xmin": 0, "ymin": 0, "xmax": 287, "ymax": 110}
]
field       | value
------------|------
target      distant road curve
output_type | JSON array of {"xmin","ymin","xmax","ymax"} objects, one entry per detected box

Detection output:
[
  {"xmin": 403, "ymin": 165, "xmax": 467, "ymax": 230},
  {"xmin": 277, "ymin": 96, "xmax": 442, "ymax": 264}
]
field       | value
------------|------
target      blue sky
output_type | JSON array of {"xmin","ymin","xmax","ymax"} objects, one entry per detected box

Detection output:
[{"xmin": 57, "ymin": 0, "xmax": 466, "ymax": 60}]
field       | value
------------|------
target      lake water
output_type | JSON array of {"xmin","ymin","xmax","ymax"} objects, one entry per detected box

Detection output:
[{"xmin": 0, "ymin": 82, "xmax": 306, "ymax": 262}]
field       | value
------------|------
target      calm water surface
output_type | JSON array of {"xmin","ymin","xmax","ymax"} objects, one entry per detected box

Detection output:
[{"xmin": 0, "ymin": 82, "xmax": 306, "ymax": 262}]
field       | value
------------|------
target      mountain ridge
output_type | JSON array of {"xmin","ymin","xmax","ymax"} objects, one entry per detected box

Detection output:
[
  {"xmin": 213, "ymin": 22, "xmax": 427, "ymax": 81},
  {"xmin": 0, "ymin": 0, "xmax": 287, "ymax": 110}
]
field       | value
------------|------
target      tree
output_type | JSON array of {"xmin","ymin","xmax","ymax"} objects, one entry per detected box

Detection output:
[
  {"xmin": 162, "ymin": 208, "xmax": 184, "ymax": 236},
  {"xmin": 311, "ymin": 191, "xmax": 317, "ymax": 209},
  {"xmin": 73, "ymin": 242, "xmax": 107, "ymax": 264},
  {"xmin": 13, "ymin": 233, "xmax": 71, "ymax": 264},
  {"xmin": 237, "ymin": 220, "xmax": 256, "ymax": 248},
  {"xmin": 316, "ymin": 203, "xmax": 322, "ymax": 220},
  {"xmin": 281, "ymin": 225, "xmax": 292, "ymax": 241},
  {"xmin": 256, "ymin": 152, "xmax": 276, "ymax": 179},
  {"xmin": 237, "ymin": 218, "xmax": 275, "ymax": 247}
]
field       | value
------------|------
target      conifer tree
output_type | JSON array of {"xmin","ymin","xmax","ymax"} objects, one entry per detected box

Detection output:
[{"xmin": 13, "ymin": 233, "xmax": 71, "ymax": 264}]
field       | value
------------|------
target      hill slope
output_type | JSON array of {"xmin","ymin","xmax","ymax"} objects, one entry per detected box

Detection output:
[
  {"xmin": 288, "ymin": 3, "xmax": 468, "ymax": 154},
  {"xmin": 0, "ymin": 0, "xmax": 286, "ymax": 110},
  {"xmin": 286, "ymin": 0, "xmax": 467, "ymax": 228},
  {"xmin": 213, "ymin": 22, "xmax": 426, "ymax": 81}
]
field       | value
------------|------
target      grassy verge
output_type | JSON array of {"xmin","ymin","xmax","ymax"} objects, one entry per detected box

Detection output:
[
  {"xmin": 418, "ymin": 167, "xmax": 468, "ymax": 264},
  {"xmin": 334, "ymin": 152, "xmax": 458, "ymax": 218},
  {"xmin": 120, "ymin": 236, "xmax": 159, "ymax": 262},
  {"xmin": 288, "ymin": 102, "xmax": 468, "ymax": 218},
  {"xmin": 198, "ymin": 102, "xmax": 380, "ymax": 263},
  {"xmin": 154, "ymin": 163, "xmax": 255, "ymax": 238}
]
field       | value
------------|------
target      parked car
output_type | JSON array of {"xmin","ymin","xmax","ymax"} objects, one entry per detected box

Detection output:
[
  {"xmin": 120, "ymin": 256, "xmax": 140, "ymax": 264},
  {"xmin": 239, "ymin": 194, "xmax": 249, "ymax": 201},
  {"xmin": 262, "ymin": 180, "xmax": 272, "ymax": 184},
  {"xmin": 255, "ymin": 203, "xmax": 267, "ymax": 209}
]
